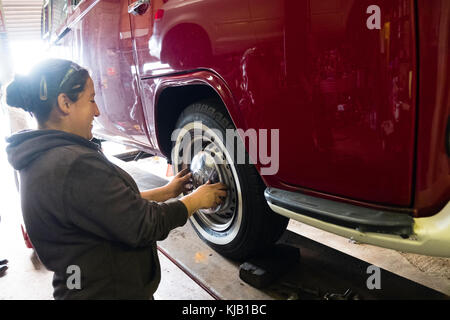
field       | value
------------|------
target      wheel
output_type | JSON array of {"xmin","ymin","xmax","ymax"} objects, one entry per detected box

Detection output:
[{"xmin": 171, "ymin": 99, "xmax": 288, "ymax": 261}]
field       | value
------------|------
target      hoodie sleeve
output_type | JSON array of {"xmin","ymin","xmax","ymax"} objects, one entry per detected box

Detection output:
[{"xmin": 63, "ymin": 154, "xmax": 188, "ymax": 247}]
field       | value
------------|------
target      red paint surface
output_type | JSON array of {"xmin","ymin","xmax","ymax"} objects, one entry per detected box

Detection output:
[
  {"xmin": 414, "ymin": 0, "xmax": 450, "ymax": 217},
  {"xmin": 53, "ymin": 0, "xmax": 449, "ymax": 217}
]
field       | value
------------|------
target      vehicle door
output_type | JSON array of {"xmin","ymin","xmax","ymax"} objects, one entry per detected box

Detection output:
[{"xmin": 247, "ymin": 0, "xmax": 417, "ymax": 206}]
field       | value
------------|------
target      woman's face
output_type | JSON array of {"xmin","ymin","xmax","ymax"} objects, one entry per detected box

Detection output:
[{"xmin": 68, "ymin": 77, "xmax": 100, "ymax": 140}]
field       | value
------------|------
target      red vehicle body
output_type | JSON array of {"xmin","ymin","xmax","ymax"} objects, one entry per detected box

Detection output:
[{"xmin": 42, "ymin": 0, "xmax": 449, "ymax": 258}]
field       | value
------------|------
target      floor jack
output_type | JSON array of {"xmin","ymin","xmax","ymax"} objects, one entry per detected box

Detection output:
[{"xmin": 238, "ymin": 244, "xmax": 301, "ymax": 290}]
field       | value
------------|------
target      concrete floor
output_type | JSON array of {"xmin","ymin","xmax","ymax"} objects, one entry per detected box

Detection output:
[
  {"xmin": 0, "ymin": 137, "xmax": 449, "ymax": 299},
  {"xmin": 125, "ymin": 153, "xmax": 450, "ymax": 297}
]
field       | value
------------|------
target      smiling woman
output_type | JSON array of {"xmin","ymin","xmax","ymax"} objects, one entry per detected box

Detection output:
[
  {"xmin": 6, "ymin": 59, "xmax": 91, "ymax": 127},
  {"xmin": 3, "ymin": 58, "xmax": 228, "ymax": 300},
  {"xmin": 51, "ymin": 76, "xmax": 100, "ymax": 140}
]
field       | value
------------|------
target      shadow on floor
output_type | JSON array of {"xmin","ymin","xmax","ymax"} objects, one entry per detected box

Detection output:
[{"xmin": 258, "ymin": 231, "xmax": 449, "ymax": 300}]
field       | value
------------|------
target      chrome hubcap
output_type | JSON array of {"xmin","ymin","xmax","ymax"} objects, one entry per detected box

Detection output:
[{"xmin": 177, "ymin": 127, "xmax": 239, "ymax": 232}]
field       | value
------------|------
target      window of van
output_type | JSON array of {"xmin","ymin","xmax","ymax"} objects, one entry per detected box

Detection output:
[
  {"xmin": 41, "ymin": 0, "xmax": 69, "ymax": 41},
  {"xmin": 52, "ymin": 0, "xmax": 68, "ymax": 36},
  {"xmin": 41, "ymin": 0, "xmax": 50, "ymax": 40}
]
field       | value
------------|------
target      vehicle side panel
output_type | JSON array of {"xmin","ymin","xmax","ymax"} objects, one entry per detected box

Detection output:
[
  {"xmin": 146, "ymin": 0, "xmax": 417, "ymax": 207},
  {"xmin": 414, "ymin": 0, "xmax": 450, "ymax": 217},
  {"xmin": 64, "ymin": 0, "xmax": 153, "ymax": 149}
]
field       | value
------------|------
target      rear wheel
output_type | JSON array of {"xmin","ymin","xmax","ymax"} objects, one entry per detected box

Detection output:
[{"xmin": 171, "ymin": 99, "xmax": 288, "ymax": 261}]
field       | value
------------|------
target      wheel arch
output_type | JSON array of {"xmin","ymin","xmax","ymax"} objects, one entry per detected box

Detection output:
[{"xmin": 153, "ymin": 71, "xmax": 243, "ymax": 160}]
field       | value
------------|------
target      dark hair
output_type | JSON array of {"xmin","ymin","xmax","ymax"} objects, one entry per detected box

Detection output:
[{"xmin": 6, "ymin": 59, "xmax": 90, "ymax": 124}]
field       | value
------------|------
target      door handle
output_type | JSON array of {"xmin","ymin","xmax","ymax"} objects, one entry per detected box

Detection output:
[{"xmin": 128, "ymin": 0, "xmax": 150, "ymax": 16}]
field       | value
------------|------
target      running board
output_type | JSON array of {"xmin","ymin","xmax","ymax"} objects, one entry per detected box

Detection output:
[{"xmin": 264, "ymin": 188, "xmax": 414, "ymax": 237}]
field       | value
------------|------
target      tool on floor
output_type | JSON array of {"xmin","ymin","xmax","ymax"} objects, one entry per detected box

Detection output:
[
  {"xmin": 280, "ymin": 281, "xmax": 322, "ymax": 300},
  {"xmin": 0, "ymin": 259, "xmax": 8, "ymax": 278},
  {"xmin": 324, "ymin": 288, "xmax": 361, "ymax": 300},
  {"xmin": 279, "ymin": 281, "xmax": 362, "ymax": 300},
  {"xmin": 239, "ymin": 244, "xmax": 301, "ymax": 289}
]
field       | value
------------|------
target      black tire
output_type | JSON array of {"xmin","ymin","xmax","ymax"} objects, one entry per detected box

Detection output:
[{"xmin": 171, "ymin": 99, "xmax": 288, "ymax": 261}]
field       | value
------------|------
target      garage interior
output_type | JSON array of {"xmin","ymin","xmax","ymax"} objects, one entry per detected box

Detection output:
[{"xmin": 0, "ymin": 0, "xmax": 449, "ymax": 300}]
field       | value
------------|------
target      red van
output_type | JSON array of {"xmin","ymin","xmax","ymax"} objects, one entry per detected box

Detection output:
[{"xmin": 42, "ymin": 0, "xmax": 449, "ymax": 259}]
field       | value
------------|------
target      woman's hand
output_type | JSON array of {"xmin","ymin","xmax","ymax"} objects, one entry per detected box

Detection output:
[
  {"xmin": 140, "ymin": 168, "xmax": 192, "ymax": 202},
  {"xmin": 166, "ymin": 168, "xmax": 193, "ymax": 198},
  {"xmin": 180, "ymin": 181, "xmax": 228, "ymax": 217},
  {"xmin": 194, "ymin": 181, "xmax": 228, "ymax": 209}
]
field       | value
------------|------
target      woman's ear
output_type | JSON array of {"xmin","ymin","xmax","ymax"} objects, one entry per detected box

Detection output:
[{"xmin": 56, "ymin": 93, "xmax": 71, "ymax": 115}]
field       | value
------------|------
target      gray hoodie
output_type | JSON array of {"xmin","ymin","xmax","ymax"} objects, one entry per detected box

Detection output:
[{"xmin": 6, "ymin": 130, "xmax": 188, "ymax": 299}]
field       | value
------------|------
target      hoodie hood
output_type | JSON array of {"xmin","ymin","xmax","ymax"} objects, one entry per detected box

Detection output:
[{"xmin": 6, "ymin": 129, "xmax": 100, "ymax": 170}]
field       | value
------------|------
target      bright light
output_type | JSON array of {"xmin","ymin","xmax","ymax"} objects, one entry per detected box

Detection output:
[{"xmin": 9, "ymin": 40, "xmax": 56, "ymax": 76}]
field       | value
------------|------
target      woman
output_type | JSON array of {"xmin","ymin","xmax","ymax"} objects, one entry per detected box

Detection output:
[{"xmin": 5, "ymin": 59, "xmax": 227, "ymax": 299}]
